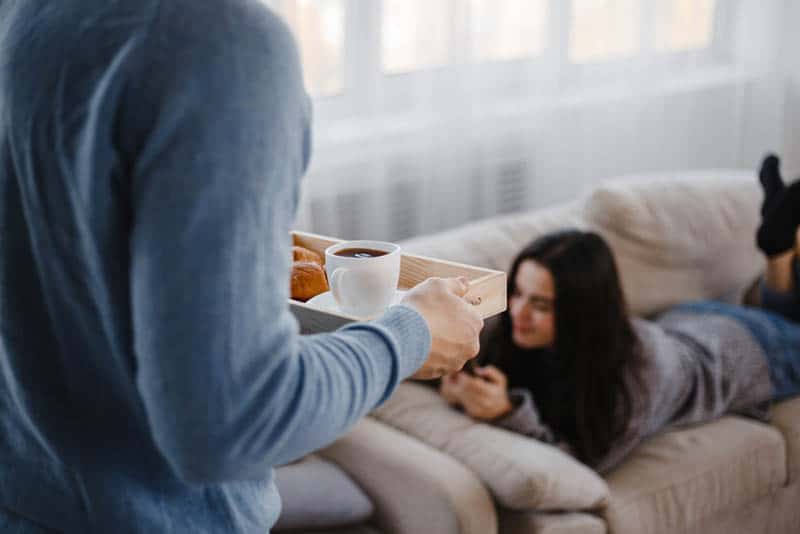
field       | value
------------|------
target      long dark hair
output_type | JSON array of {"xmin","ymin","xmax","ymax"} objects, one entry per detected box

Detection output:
[{"xmin": 482, "ymin": 229, "xmax": 642, "ymax": 467}]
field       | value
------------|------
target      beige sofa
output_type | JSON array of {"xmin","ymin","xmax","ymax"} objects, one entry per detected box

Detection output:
[{"xmin": 281, "ymin": 170, "xmax": 800, "ymax": 534}]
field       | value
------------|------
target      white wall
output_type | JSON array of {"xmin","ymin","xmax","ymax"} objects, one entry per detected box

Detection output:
[{"xmin": 777, "ymin": 0, "xmax": 800, "ymax": 177}]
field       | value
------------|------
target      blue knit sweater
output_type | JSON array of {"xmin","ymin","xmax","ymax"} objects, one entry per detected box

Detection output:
[{"xmin": 0, "ymin": 1, "xmax": 430, "ymax": 531}]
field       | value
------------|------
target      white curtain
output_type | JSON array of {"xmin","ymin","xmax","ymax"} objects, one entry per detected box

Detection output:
[{"xmin": 262, "ymin": 0, "xmax": 794, "ymax": 242}]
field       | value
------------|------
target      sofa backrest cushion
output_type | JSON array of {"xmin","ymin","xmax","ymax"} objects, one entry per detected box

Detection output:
[
  {"xmin": 401, "ymin": 169, "xmax": 765, "ymax": 318},
  {"xmin": 371, "ymin": 382, "xmax": 610, "ymax": 512},
  {"xmin": 582, "ymin": 170, "xmax": 764, "ymax": 316},
  {"xmin": 398, "ymin": 202, "xmax": 587, "ymax": 274}
]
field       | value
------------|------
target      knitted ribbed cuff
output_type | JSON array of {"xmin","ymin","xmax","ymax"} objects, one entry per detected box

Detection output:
[{"xmin": 371, "ymin": 304, "xmax": 432, "ymax": 380}]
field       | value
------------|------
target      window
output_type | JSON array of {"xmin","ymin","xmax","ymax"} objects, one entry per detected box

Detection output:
[
  {"xmin": 382, "ymin": 0, "xmax": 451, "ymax": 74},
  {"xmin": 654, "ymin": 0, "xmax": 716, "ymax": 52},
  {"xmin": 278, "ymin": 0, "xmax": 345, "ymax": 97},
  {"xmin": 569, "ymin": 0, "xmax": 641, "ymax": 63},
  {"xmin": 268, "ymin": 0, "xmax": 729, "ymax": 109},
  {"xmin": 471, "ymin": 0, "xmax": 548, "ymax": 62}
]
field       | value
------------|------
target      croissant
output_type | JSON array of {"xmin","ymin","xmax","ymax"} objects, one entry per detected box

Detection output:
[
  {"xmin": 293, "ymin": 245, "xmax": 323, "ymax": 265},
  {"xmin": 291, "ymin": 261, "xmax": 329, "ymax": 301}
]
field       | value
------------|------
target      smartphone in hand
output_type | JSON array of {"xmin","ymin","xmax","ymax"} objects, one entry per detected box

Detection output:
[{"xmin": 462, "ymin": 359, "xmax": 478, "ymax": 376}]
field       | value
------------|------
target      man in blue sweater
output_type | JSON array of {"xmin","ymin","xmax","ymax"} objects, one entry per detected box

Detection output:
[{"xmin": 0, "ymin": 1, "xmax": 483, "ymax": 532}]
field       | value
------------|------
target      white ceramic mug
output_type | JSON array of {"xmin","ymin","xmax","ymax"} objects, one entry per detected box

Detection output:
[{"xmin": 324, "ymin": 240, "xmax": 401, "ymax": 318}]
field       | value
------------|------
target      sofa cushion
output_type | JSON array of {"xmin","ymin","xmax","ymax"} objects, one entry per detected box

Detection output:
[
  {"xmin": 276, "ymin": 527, "xmax": 383, "ymax": 534},
  {"xmin": 371, "ymin": 381, "xmax": 609, "ymax": 511},
  {"xmin": 603, "ymin": 416, "xmax": 787, "ymax": 534},
  {"xmin": 278, "ymin": 524, "xmax": 384, "ymax": 534},
  {"xmin": 320, "ymin": 417, "xmax": 497, "ymax": 534},
  {"xmin": 769, "ymin": 396, "xmax": 800, "ymax": 482},
  {"xmin": 582, "ymin": 170, "xmax": 765, "ymax": 316},
  {"xmin": 499, "ymin": 510, "xmax": 607, "ymax": 534},
  {"xmin": 273, "ymin": 454, "xmax": 374, "ymax": 531},
  {"xmin": 399, "ymin": 202, "xmax": 586, "ymax": 273}
]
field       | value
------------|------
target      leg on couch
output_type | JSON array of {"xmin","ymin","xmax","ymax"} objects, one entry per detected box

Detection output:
[
  {"xmin": 757, "ymin": 227, "xmax": 800, "ymax": 321},
  {"xmin": 763, "ymin": 242, "xmax": 796, "ymax": 295},
  {"xmin": 751, "ymin": 155, "xmax": 800, "ymax": 320}
]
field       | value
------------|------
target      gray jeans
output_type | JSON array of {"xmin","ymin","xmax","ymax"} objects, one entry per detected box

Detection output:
[{"xmin": 760, "ymin": 255, "xmax": 800, "ymax": 323}]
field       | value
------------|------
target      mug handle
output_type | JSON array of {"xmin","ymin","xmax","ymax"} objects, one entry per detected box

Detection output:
[{"xmin": 330, "ymin": 268, "xmax": 351, "ymax": 308}]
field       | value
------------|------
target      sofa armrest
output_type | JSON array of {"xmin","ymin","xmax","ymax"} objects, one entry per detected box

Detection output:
[{"xmin": 319, "ymin": 417, "xmax": 497, "ymax": 534}]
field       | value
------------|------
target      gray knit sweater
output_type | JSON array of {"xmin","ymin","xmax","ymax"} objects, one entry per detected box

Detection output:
[{"xmin": 494, "ymin": 312, "xmax": 773, "ymax": 473}]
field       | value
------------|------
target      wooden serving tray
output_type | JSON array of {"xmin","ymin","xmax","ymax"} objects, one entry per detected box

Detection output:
[{"xmin": 290, "ymin": 230, "xmax": 507, "ymax": 334}]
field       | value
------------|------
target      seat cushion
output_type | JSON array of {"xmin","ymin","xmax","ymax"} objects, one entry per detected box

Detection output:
[
  {"xmin": 582, "ymin": 170, "xmax": 764, "ymax": 316},
  {"xmin": 769, "ymin": 396, "xmax": 800, "ymax": 482},
  {"xmin": 371, "ymin": 381, "xmax": 609, "ymax": 511},
  {"xmin": 603, "ymin": 416, "xmax": 787, "ymax": 534},
  {"xmin": 275, "ymin": 527, "xmax": 383, "ymax": 534},
  {"xmin": 499, "ymin": 509, "xmax": 607, "ymax": 534},
  {"xmin": 273, "ymin": 454, "xmax": 374, "ymax": 531}
]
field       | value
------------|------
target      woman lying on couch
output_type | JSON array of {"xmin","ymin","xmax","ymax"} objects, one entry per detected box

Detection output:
[{"xmin": 439, "ymin": 154, "xmax": 800, "ymax": 474}]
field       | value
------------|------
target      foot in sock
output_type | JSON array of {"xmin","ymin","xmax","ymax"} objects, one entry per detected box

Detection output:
[
  {"xmin": 757, "ymin": 155, "xmax": 800, "ymax": 257},
  {"xmin": 759, "ymin": 154, "xmax": 785, "ymax": 216}
]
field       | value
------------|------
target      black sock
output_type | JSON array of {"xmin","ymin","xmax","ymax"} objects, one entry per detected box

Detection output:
[
  {"xmin": 757, "ymin": 178, "xmax": 800, "ymax": 257},
  {"xmin": 759, "ymin": 154, "xmax": 785, "ymax": 215}
]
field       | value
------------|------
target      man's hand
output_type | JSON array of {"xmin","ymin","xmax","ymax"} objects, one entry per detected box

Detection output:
[
  {"xmin": 400, "ymin": 277, "xmax": 483, "ymax": 380},
  {"xmin": 457, "ymin": 365, "xmax": 513, "ymax": 421}
]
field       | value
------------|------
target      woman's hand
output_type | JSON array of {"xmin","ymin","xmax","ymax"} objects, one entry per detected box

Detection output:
[
  {"xmin": 439, "ymin": 373, "xmax": 464, "ymax": 406},
  {"xmin": 457, "ymin": 365, "xmax": 514, "ymax": 421}
]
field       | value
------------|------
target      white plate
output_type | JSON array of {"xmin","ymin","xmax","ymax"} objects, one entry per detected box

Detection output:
[{"xmin": 306, "ymin": 289, "xmax": 408, "ymax": 319}]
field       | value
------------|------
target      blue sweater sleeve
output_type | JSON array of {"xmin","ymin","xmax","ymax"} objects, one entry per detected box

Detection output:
[{"xmin": 127, "ymin": 4, "xmax": 430, "ymax": 484}]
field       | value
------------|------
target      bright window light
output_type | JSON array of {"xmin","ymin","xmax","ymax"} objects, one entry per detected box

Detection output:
[
  {"xmin": 281, "ymin": 0, "xmax": 345, "ymax": 97},
  {"xmin": 382, "ymin": 0, "xmax": 450, "ymax": 75},
  {"xmin": 654, "ymin": 0, "xmax": 716, "ymax": 52},
  {"xmin": 569, "ymin": 0, "xmax": 641, "ymax": 63},
  {"xmin": 471, "ymin": 0, "xmax": 548, "ymax": 62}
]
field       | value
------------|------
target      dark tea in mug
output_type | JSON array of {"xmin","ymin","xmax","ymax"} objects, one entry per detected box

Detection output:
[{"xmin": 334, "ymin": 248, "xmax": 388, "ymax": 259}]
